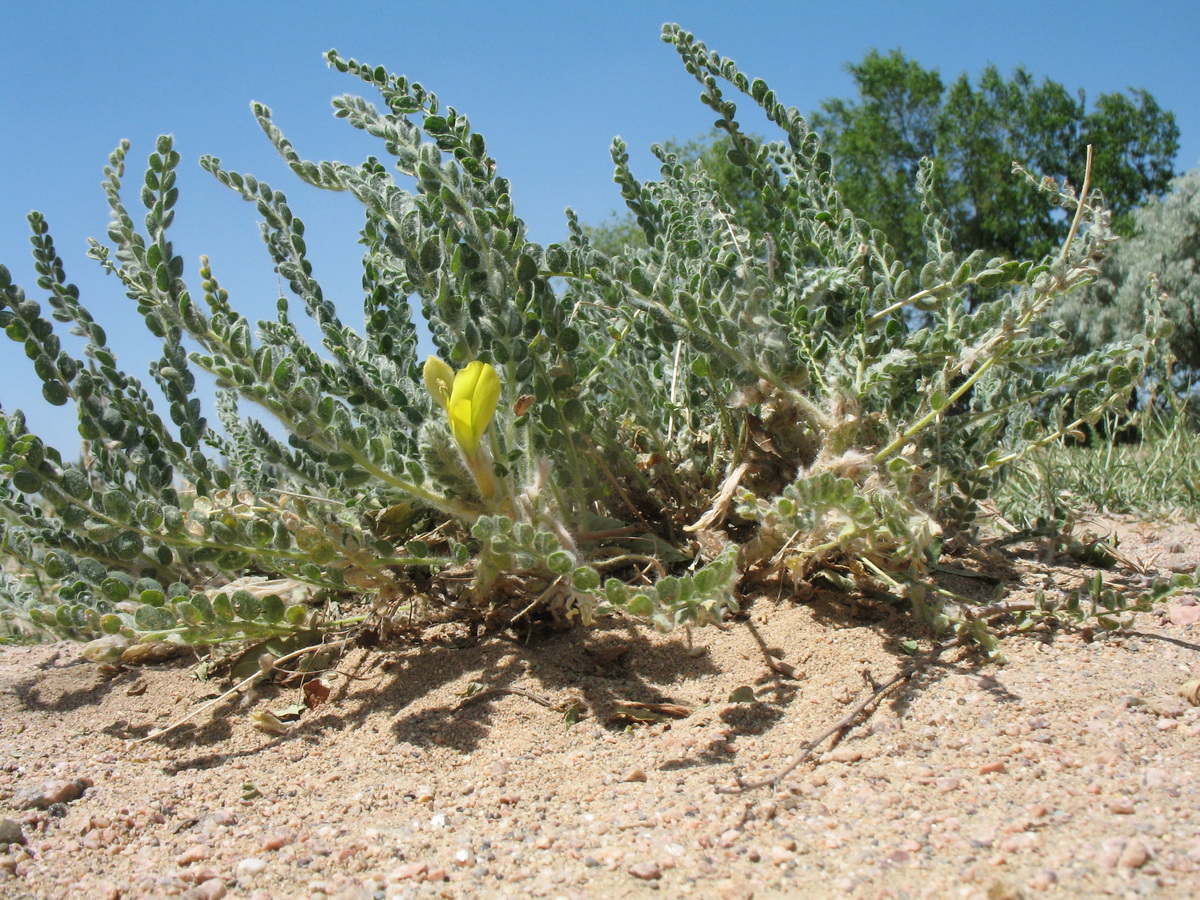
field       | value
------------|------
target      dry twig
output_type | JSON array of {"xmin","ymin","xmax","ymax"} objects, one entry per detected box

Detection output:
[
  {"xmin": 721, "ymin": 635, "xmax": 968, "ymax": 792},
  {"xmin": 125, "ymin": 635, "xmax": 356, "ymax": 747}
]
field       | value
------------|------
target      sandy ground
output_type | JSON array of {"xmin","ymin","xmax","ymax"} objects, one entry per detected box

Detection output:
[{"xmin": 2, "ymin": 515, "xmax": 1200, "ymax": 900}]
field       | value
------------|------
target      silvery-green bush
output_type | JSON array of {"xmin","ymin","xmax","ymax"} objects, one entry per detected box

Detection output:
[
  {"xmin": 0, "ymin": 26, "xmax": 1156, "ymax": 655},
  {"xmin": 1057, "ymin": 168, "xmax": 1200, "ymax": 377}
]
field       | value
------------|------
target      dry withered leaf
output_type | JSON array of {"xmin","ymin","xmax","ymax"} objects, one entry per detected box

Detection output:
[
  {"xmin": 513, "ymin": 394, "xmax": 535, "ymax": 416},
  {"xmin": 249, "ymin": 710, "xmax": 290, "ymax": 735},
  {"xmin": 588, "ymin": 643, "xmax": 630, "ymax": 666},
  {"xmin": 303, "ymin": 677, "xmax": 331, "ymax": 709},
  {"xmin": 612, "ymin": 700, "xmax": 691, "ymax": 719},
  {"xmin": 271, "ymin": 702, "xmax": 306, "ymax": 722},
  {"xmin": 607, "ymin": 699, "xmax": 692, "ymax": 727}
]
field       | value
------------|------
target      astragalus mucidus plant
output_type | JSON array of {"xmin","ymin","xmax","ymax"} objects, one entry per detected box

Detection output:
[{"xmin": 0, "ymin": 25, "xmax": 1156, "ymax": 658}]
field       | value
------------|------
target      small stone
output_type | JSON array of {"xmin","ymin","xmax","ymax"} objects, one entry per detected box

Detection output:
[
  {"xmin": 12, "ymin": 778, "xmax": 92, "ymax": 810},
  {"xmin": 769, "ymin": 845, "xmax": 794, "ymax": 863},
  {"xmin": 237, "ymin": 857, "xmax": 268, "ymax": 877},
  {"xmin": 1148, "ymin": 695, "xmax": 1189, "ymax": 717},
  {"xmin": 183, "ymin": 868, "xmax": 220, "ymax": 885},
  {"xmin": 628, "ymin": 861, "xmax": 662, "ymax": 880},
  {"xmin": 260, "ymin": 832, "xmax": 292, "ymax": 851},
  {"xmin": 936, "ymin": 776, "xmax": 962, "ymax": 793},
  {"xmin": 1029, "ymin": 868, "xmax": 1058, "ymax": 891},
  {"xmin": 717, "ymin": 879, "xmax": 754, "ymax": 900},
  {"xmin": 389, "ymin": 862, "xmax": 427, "ymax": 881},
  {"xmin": 0, "ymin": 820, "xmax": 25, "ymax": 847},
  {"xmin": 1169, "ymin": 603, "xmax": 1200, "ymax": 626},
  {"xmin": 623, "ymin": 768, "xmax": 647, "ymax": 783},
  {"xmin": 1096, "ymin": 838, "xmax": 1127, "ymax": 868},
  {"xmin": 979, "ymin": 761, "xmax": 1007, "ymax": 775},
  {"xmin": 830, "ymin": 747, "xmax": 862, "ymax": 763},
  {"xmin": 212, "ymin": 809, "xmax": 237, "ymax": 826},
  {"xmin": 189, "ymin": 879, "xmax": 226, "ymax": 900},
  {"xmin": 1109, "ymin": 799, "xmax": 1135, "ymax": 815},
  {"xmin": 1119, "ymin": 838, "xmax": 1150, "ymax": 869},
  {"xmin": 176, "ymin": 844, "xmax": 210, "ymax": 865}
]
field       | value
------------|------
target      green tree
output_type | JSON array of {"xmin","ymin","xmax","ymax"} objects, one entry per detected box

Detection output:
[
  {"xmin": 810, "ymin": 50, "xmax": 944, "ymax": 267},
  {"xmin": 813, "ymin": 50, "xmax": 1179, "ymax": 265},
  {"xmin": 1057, "ymin": 169, "xmax": 1200, "ymax": 372},
  {"xmin": 589, "ymin": 51, "xmax": 1177, "ymax": 272}
]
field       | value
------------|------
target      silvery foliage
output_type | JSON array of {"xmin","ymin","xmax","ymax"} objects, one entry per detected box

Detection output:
[
  {"xmin": 1057, "ymin": 169, "xmax": 1200, "ymax": 377},
  {"xmin": 0, "ymin": 26, "xmax": 1157, "ymax": 653}
]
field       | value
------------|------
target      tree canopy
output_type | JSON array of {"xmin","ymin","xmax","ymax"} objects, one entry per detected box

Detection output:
[
  {"xmin": 589, "ymin": 50, "xmax": 1179, "ymax": 272},
  {"xmin": 813, "ymin": 49, "xmax": 1179, "ymax": 265}
]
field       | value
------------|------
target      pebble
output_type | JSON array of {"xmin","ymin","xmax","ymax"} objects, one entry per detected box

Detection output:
[
  {"xmin": 260, "ymin": 832, "xmax": 292, "ymax": 851},
  {"xmin": 1096, "ymin": 837, "xmax": 1128, "ymax": 868},
  {"xmin": 0, "ymin": 819, "xmax": 26, "ymax": 847},
  {"xmin": 188, "ymin": 879, "xmax": 226, "ymax": 900},
  {"xmin": 176, "ymin": 845, "xmax": 210, "ymax": 865},
  {"xmin": 624, "ymin": 768, "xmax": 647, "ymax": 782},
  {"xmin": 628, "ymin": 861, "xmax": 662, "ymax": 880},
  {"xmin": 389, "ymin": 862, "xmax": 427, "ymax": 881},
  {"xmin": 1119, "ymin": 838, "xmax": 1150, "ymax": 869},
  {"xmin": 1029, "ymin": 868, "xmax": 1058, "ymax": 890},
  {"xmin": 12, "ymin": 778, "xmax": 92, "ymax": 810},
  {"xmin": 1168, "ymin": 603, "xmax": 1200, "ymax": 626},
  {"xmin": 237, "ymin": 857, "xmax": 268, "ymax": 877}
]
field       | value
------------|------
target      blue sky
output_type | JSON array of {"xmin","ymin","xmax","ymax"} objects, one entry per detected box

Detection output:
[{"xmin": 3, "ymin": 0, "xmax": 1198, "ymax": 454}]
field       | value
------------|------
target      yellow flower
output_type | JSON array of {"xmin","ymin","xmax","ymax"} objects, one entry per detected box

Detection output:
[
  {"xmin": 424, "ymin": 358, "xmax": 501, "ymax": 457},
  {"xmin": 447, "ymin": 360, "xmax": 501, "ymax": 456},
  {"xmin": 423, "ymin": 356, "xmax": 455, "ymax": 409}
]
